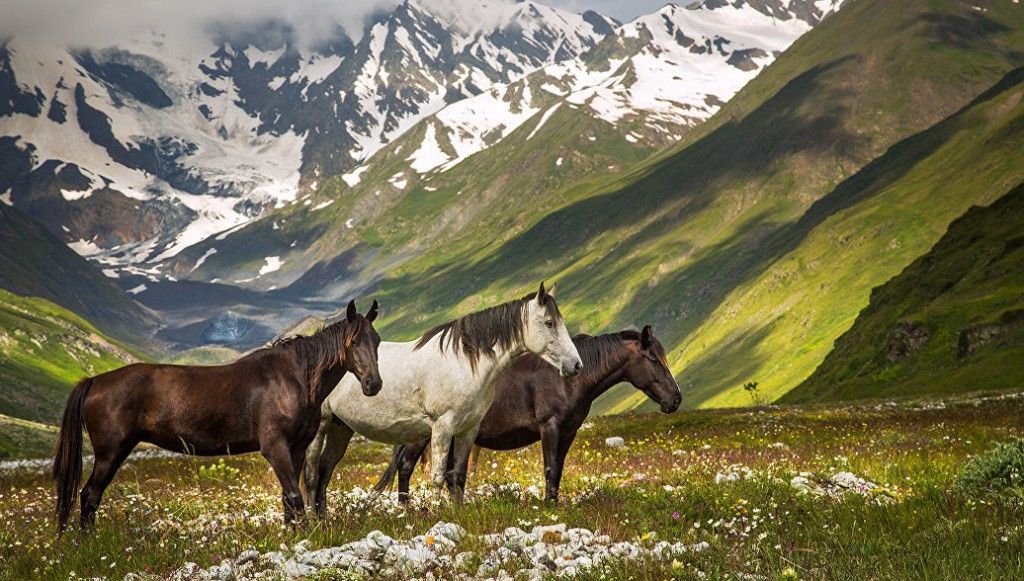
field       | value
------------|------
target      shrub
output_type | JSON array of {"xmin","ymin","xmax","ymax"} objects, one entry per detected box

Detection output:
[
  {"xmin": 957, "ymin": 438, "xmax": 1024, "ymax": 493},
  {"xmin": 197, "ymin": 459, "xmax": 241, "ymax": 483}
]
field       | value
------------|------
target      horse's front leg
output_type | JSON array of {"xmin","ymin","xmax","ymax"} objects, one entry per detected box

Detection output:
[
  {"xmin": 428, "ymin": 416, "xmax": 455, "ymax": 493},
  {"xmin": 540, "ymin": 421, "xmax": 562, "ymax": 503},
  {"xmin": 261, "ymin": 438, "xmax": 305, "ymax": 526}
]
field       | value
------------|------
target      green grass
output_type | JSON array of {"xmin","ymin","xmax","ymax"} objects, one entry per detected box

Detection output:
[
  {"xmin": 2, "ymin": 391, "xmax": 1023, "ymax": 579},
  {"xmin": 0, "ymin": 289, "xmax": 138, "ymax": 425}
]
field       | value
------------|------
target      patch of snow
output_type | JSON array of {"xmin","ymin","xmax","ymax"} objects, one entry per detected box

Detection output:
[
  {"xmin": 407, "ymin": 124, "xmax": 451, "ymax": 173},
  {"xmin": 243, "ymin": 46, "xmax": 285, "ymax": 68},
  {"xmin": 259, "ymin": 256, "xmax": 283, "ymax": 275},
  {"xmin": 526, "ymin": 102, "xmax": 562, "ymax": 140},
  {"xmin": 0, "ymin": 189, "xmax": 11, "ymax": 206},
  {"xmin": 191, "ymin": 247, "xmax": 217, "ymax": 272},
  {"xmin": 311, "ymin": 200, "xmax": 334, "ymax": 211},
  {"xmin": 101, "ymin": 268, "xmax": 119, "ymax": 278},
  {"xmin": 342, "ymin": 165, "xmax": 369, "ymax": 187},
  {"xmin": 68, "ymin": 239, "xmax": 103, "ymax": 256},
  {"xmin": 127, "ymin": 284, "xmax": 147, "ymax": 295},
  {"xmin": 389, "ymin": 173, "xmax": 408, "ymax": 190}
]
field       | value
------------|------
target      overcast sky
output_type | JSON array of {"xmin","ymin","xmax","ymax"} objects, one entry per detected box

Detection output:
[{"xmin": 0, "ymin": 0, "xmax": 681, "ymax": 49}]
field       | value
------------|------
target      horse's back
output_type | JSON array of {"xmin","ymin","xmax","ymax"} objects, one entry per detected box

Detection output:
[{"xmin": 82, "ymin": 359, "xmax": 276, "ymax": 454}]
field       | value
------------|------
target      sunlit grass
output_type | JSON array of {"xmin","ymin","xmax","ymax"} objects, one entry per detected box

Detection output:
[{"xmin": 2, "ymin": 392, "xmax": 1023, "ymax": 579}]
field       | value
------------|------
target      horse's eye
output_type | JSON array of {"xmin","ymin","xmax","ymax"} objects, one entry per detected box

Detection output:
[{"xmin": 545, "ymin": 320, "xmax": 555, "ymax": 329}]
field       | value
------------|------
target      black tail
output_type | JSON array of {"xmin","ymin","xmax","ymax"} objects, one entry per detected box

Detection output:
[
  {"xmin": 373, "ymin": 444, "xmax": 408, "ymax": 494},
  {"xmin": 53, "ymin": 377, "xmax": 92, "ymax": 535}
]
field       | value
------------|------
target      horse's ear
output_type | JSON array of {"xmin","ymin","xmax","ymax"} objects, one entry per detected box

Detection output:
[
  {"xmin": 366, "ymin": 299, "xmax": 379, "ymax": 323},
  {"xmin": 641, "ymin": 325, "xmax": 653, "ymax": 349},
  {"xmin": 537, "ymin": 281, "xmax": 547, "ymax": 304},
  {"xmin": 547, "ymin": 282, "xmax": 557, "ymax": 298},
  {"xmin": 346, "ymin": 300, "xmax": 357, "ymax": 322}
]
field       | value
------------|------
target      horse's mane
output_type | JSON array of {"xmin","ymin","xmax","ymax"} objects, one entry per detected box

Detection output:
[
  {"xmin": 246, "ymin": 317, "xmax": 364, "ymax": 400},
  {"xmin": 414, "ymin": 292, "xmax": 562, "ymax": 371},
  {"xmin": 571, "ymin": 330, "xmax": 640, "ymax": 381}
]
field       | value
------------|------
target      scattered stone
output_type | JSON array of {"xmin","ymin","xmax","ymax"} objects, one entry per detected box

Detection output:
[
  {"xmin": 146, "ymin": 519, "xmax": 712, "ymax": 580},
  {"xmin": 604, "ymin": 436, "xmax": 626, "ymax": 448}
]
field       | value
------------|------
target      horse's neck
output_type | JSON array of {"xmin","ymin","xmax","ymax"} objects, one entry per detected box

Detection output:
[
  {"xmin": 469, "ymin": 341, "xmax": 527, "ymax": 388},
  {"xmin": 569, "ymin": 342, "xmax": 630, "ymax": 407},
  {"xmin": 314, "ymin": 364, "xmax": 349, "ymax": 405}
]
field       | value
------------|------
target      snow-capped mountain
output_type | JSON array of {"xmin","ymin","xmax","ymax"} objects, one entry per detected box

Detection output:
[
  {"xmin": 394, "ymin": 0, "xmax": 845, "ymax": 177},
  {"xmin": 0, "ymin": 0, "xmax": 615, "ymax": 274}
]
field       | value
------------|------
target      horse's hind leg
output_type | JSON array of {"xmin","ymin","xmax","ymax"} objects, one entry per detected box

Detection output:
[
  {"xmin": 448, "ymin": 429, "xmax": 479, "ymax": 503},
  {"xmin": 80, "ymin": 439, "xmax": 135, "ymax": 530},
  {"xmin": 311, "ymin": 419, "xmax": 354, "ymax": 519},
  {"xmin": 397, "ymin": 440, "xmax": 430, "ymax": 504}
]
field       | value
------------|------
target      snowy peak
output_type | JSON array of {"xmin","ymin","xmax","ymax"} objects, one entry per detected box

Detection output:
[
  {"xmin": 383, "ymin": 0, "xmax": 845, "ymax": 177},
  {"xmin": 0, "ymin": 0, "xmax": 613, "ymax": 277}
]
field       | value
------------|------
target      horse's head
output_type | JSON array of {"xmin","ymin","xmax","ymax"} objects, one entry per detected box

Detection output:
[
  {"xmin": 523, "ymin": 282, "xmax": 583, "ymax": 377},
  {"xmin": 343, "ymin": 299, "xmax": 383, "ymax": 396},
  {"xmin": 623, "ymin": 325, "xmax": 680, "ymax": 413}
]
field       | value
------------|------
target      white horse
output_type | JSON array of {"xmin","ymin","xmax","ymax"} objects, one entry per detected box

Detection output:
[{"xmin": 303, "ymin": 283, "xmax": 582, "ymax": 516}]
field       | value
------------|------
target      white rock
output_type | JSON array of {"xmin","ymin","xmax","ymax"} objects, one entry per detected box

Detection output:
[{"xmin": 605, "ymin": 436, "xmax": 626, "ymax": 448}]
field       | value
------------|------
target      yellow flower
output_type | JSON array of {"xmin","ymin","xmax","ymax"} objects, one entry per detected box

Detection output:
[{"xmin": 425, "ymin": 535, "xmax": 436, "ymax": 546}]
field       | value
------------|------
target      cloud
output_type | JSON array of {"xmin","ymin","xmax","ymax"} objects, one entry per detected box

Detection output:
[
  {"xmin": 0, "ymin": 0, "xmax": 400, "ymax": 49},
  {"xmin": 0, "ymin": 0, "xmax": 672, "ymax": 50}
]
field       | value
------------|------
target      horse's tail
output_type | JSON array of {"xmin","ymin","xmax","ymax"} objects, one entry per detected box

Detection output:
[
  {"xmin": 53, "ymin": 377, "xmax": 92, "ymax": 535},
  {"xmin": 373, "ymin": 444, "xmax": 407, "ymax": 494}
]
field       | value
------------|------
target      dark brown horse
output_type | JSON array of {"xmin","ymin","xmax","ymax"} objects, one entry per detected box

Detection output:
[
  {"xmin": 53, "ymin": 300, "xmax": 382, "ymax": 534},
  {"xmin": 374, "ymin": 326, "xmax": 680, "ymax": 503}
]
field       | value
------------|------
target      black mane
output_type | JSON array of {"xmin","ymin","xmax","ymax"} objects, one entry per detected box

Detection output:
[
  {"xmin": 571, "ymin": 330, "xmax": 639, "ymax": 381},
  {"xmin": 247, "ymin": 317, "xmax": 364, "ymax": 399},
  {"xmin": 415, "ymin": 292, "xmax": 562, "ymax": 370}
]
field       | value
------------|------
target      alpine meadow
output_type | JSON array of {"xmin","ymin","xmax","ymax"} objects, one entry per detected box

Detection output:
[{"xmin": 0, "ymin": 0, "xmax": 1022, "ymax": 579}]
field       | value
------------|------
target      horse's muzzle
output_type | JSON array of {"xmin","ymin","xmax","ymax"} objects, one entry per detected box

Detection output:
[
  {"xmin": 562, "ymin": 359, "xmax": 583, "ymax": 377},
  {"xmin": 660, "ymin": 392, "xmax": 681, "ymax": 414},
  {"xmin": 361, "ymin": 376, "xmax": 383, "ymax": 396}
]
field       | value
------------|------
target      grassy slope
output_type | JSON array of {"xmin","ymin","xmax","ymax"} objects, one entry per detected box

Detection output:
[
  {"xmin": 0, "ymin": 289, "xmax": 139, "ymax": 424},
  {"xmin": 0, "ymin": 202, "xmax": 158, "ymax": 347},
  {"xmin": 624, "ymin": 65, "xmax": 1024, "ymax": 411},
  {"xmin": 334, "ymin": 0, "xmax": 1024, "ymax": 412},
  {"xmin": 785, "ymin": 182, "xmax": 1024, "ymax": 402}
]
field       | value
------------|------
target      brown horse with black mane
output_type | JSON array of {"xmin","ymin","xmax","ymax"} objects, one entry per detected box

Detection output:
[
  {"xmin": 53, "ymin": 300, "xmax": 383, "ymax": 534},
  {"xmin": 375, "ymin": 326, "xmax": 681, "ymax": 503}
]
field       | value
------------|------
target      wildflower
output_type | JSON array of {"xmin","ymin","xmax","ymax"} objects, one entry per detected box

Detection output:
[{"xmin": 671, "ymin": 511, "xmax": 680, "ymax": 520}]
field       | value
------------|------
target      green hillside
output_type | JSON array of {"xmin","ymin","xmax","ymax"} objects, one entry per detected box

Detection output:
[
  {"xmin": 0, "ymin": 202, "xmax": 158, "ymax": 346},
  {"xmin": 348, "ymin": 0, "xmax": 1024, "ymax": 412},
  {"xmin": 785, "ymin": 182, "xmax": 1024, "ymax": 403},
  {"xmin": 0, "ymin": 289, "xmax": 139, "ymax": 424}
]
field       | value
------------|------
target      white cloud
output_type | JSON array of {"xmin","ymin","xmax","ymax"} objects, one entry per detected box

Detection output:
[
  {"xmin": 0, "ymin": 0, "xmax": 675, "ymax": 50},
  {"xmin": 0, "ymin": 0, "xmax": 399, "ymax": 49}
]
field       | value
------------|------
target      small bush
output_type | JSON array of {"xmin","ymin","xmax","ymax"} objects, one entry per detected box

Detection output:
[
  {"xmin": 957, "ymin": 438, "xmax": 1024, "ymax": 493},
  {"xmin": 197, "ymin": 459, "xmax": 241, "ymax": 483}
]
